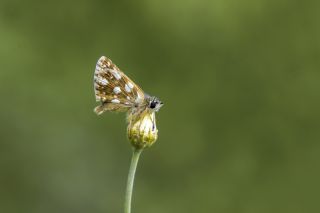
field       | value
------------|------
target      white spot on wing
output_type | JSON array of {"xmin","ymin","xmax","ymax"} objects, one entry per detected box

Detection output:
[
  {"xmin": 98, "ymin": 56, "xmax": 107, "ymax": 68},
  {"xmin": 113, "ymin": 87, "xmax": 121, "ymax": 94},
  {"xmin": 110, "ymin": 70, "xmax": 121, "ymax": 80},
  {"xmin": 97, "ymin": 77, "xmax": 108, "ymax": 85},
  {"xmin": 135, "ymin": 92, "xmax": 143, "ymax": 103},
  {"xmin": 95, "ymin": 65, "xmax": 101, "ymax": 72},
  {"xmin": 127, "ymin": 82, "xmax": 134, "ymax": 89},
  {"xmin": 125, "ymin": 84, "xmax": 132, "ymax": 93},
  {"xmin": 111, "ymin": 99, "xmax": 120, "ymax": 104},
  {"xmin": 127, "ymin": 96, "xmax": 131, "ymax": 100}
]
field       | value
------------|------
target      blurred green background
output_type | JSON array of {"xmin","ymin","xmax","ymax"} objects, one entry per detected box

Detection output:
[{"xmin": 1, "ymin": 0, "xmax": 320, "ymax": 212}]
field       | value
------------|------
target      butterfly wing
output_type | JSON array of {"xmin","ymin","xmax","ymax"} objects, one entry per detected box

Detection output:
[{"xmin": 94, "ymin": 56, "xmax": 146, "ymax": 115}]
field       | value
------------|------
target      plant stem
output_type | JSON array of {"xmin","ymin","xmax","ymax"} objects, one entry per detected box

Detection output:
[{"xmin": 124, "ymin": 148, "xmax": 143, "ymax": 213}]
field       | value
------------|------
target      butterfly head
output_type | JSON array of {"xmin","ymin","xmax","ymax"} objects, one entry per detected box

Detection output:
[{"xmin": 148, "ymin": 96, "xmax": 163, "ymax": 112}]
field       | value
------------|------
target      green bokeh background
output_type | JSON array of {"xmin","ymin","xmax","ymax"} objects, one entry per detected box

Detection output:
[{"xmin": 1, "ymin": 0, "xmax": 319, "ymax": 212}]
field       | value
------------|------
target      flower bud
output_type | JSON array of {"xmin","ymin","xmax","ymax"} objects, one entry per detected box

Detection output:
[{"xmin": 127, "ymin": 110, "xmax": 158, "ymax": 149}]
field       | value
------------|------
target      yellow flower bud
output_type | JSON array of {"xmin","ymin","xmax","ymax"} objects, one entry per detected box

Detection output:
[{"xmin": 127, "ymin": 110, "xmax": 158, "ymax": 149}]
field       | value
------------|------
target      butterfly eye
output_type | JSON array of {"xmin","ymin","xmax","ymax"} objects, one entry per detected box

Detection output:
[{"xmin": 150, "ymin": 101, "xmax": 157, "ymax": 109}]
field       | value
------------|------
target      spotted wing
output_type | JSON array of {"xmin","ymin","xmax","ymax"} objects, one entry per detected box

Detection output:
[{"xmin": 93, "ymin": 56, "xmax": 145, "ymax": 115}]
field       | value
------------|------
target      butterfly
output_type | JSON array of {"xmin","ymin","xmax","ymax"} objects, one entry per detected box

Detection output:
[{"xmin": 93, "ymin": 56, "xmax": 163, "ymax": 122}]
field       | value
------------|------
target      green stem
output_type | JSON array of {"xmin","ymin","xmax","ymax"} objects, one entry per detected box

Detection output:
[{"xmin": 124, "ymin": 148, "xmax": 143, "ymax": 213}]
